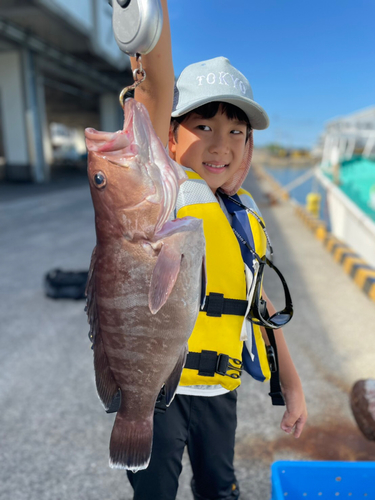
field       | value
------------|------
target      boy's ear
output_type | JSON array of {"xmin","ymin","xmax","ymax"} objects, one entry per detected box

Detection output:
[{"xmin": 168, "ymin": 125, "xmax": 177, "ymax": 160}]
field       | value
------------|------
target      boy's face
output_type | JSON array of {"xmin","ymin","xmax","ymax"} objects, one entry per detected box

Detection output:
[{"xmin": 169, "ymin": 106, "xmax": 248, "ymax": 194}]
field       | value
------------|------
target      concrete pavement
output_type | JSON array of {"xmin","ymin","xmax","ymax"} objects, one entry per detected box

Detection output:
[{"xmin": 1, "ymin": 167, "xmax": 375, "ymax": 500}]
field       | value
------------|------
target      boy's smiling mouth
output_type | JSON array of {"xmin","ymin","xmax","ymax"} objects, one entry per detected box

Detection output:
[{"xmin": 203, "ymin": 162, "xmax": 229, "ymax": 171}]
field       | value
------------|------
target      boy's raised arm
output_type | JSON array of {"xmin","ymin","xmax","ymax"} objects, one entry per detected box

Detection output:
[{"xmin": 130, "ymin": 0, "xmax": 174, "ymax": 146}]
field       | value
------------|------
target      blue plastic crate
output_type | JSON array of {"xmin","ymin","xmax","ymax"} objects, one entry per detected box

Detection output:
[{"xmin": 271, "ymin": 461, "xmax": 375, "ymax": 499}]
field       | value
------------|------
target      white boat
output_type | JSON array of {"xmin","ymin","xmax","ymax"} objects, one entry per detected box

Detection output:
[{"xmin": 314, "ymin": 106, "xmax": 375, "ymax": 268}]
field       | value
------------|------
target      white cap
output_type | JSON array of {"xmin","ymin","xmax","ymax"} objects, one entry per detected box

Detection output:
[{"xmin": 172, "ymin": 56, "xmax": 269, "ymax": 130}]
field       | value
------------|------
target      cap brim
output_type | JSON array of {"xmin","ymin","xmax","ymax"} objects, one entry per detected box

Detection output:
[{"xmin": 171, "ymin": 94, "xmax": 270, "ymax": 130}]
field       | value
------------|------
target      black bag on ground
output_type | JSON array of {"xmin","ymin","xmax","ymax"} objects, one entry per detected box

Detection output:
[{"xmin": 44, "ymin": 269, "xmax": 88, "ymax": 300}]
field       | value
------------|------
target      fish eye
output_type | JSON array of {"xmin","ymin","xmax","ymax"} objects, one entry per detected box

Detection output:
[{"xmin": 94, "ymin": 172, "xmax": 106, "ymax": 188}]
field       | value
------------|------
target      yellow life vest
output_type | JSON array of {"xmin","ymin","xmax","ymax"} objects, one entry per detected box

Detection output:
[{"xmin": 176, "ymin": 169, "xmax": 271, "ymax": 391}]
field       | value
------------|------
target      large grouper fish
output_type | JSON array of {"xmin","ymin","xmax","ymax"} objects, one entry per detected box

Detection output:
[{"xmin": 84, "ymin": 98, "xmax": 205, "ymax": 472}]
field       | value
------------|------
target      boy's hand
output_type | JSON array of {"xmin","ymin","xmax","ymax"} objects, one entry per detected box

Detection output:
[{"xmin": 280, "ymin": 387, "xmax": 307, "ymax": 438}]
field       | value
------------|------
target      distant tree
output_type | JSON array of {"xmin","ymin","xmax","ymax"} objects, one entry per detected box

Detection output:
[{"xmin": 265, "ymin": 143, "xmax": 288, "ymax": 157}]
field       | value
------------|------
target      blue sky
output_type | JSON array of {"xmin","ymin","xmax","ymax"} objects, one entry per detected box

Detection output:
[{"xmin": 168, "ymin": 0, "xmax": 375, "ymax": 149}]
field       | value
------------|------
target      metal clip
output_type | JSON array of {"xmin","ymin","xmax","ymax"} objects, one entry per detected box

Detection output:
[
  {"xmin": 227, "ymin": 357, "xmax": 243, "ymax": 379},
  {"xmin": 216, "ymin": 354, "xmax": 243, "ymax": 379},
  {"xmin": 119, "ymin": 53, "xmax": 146, "ymax": 107}
]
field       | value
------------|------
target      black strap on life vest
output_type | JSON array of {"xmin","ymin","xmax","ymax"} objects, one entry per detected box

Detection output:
[
  {"xmin": 263, "ymin": 304, "xmax": 285, "ymax": 406},
  {"xmin": 266, "ymin": 328, "xmax": 285, "ymax": 406},
  {"xmin": 200, "ymin": 292, "xmax": 248, "ymax": 317},
  {"xmin": 184, "ymin": 350, "xmax": 243, "ymax": 379},
  {"xmin": 197, "ymin": 293, "xmax": 285, "ymax": 406}
]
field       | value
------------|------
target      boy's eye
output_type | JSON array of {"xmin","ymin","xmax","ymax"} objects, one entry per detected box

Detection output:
[
  {"xmin": 231, "ymin": 130, "xmax": 242, "ymax": 135},
  {"xmin": 197, "ymin": 125, "xmax": 211, "ymax": 131}
]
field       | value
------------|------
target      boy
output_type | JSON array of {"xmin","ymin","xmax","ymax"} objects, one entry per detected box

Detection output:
[{"xmin": 127, "ymin": 2, "xmax": 307, "ymax": 499}]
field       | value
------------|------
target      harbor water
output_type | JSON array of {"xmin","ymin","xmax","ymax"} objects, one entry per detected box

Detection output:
[
  {"xmin": 266, "ymin": 158, "xmax": 375, "ymax": 230},
  {"xmin": 265, "ymin": 166, "xmax": 331, "ymax": 229}
]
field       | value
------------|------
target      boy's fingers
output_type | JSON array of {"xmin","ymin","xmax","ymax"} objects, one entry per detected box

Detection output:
[
  {"xmin": 280, "ymin": 411, "xmax": 307, "ymax": 438},
  {"xmin": 293, "ymin": 416, "xmax": 307, "ymax": 438},
  {"xmin": 280, "ymin": 412, "xmax": 295, "ymax": 434}
]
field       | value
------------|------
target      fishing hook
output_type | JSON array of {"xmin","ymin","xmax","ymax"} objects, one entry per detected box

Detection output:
[{"xmin": 119, "ymin": 53, "xmax": 146, "ymax": 108}]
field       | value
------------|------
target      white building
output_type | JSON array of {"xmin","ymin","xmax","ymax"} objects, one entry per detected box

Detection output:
[{"xmin": 0, "ymin": 0, "xmax": 131, "ymax": 182}]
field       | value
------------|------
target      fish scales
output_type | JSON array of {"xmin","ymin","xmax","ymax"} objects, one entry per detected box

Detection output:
[{"xmin": 85, "ymin": 98, "xmax": 205, "ymax": 472}]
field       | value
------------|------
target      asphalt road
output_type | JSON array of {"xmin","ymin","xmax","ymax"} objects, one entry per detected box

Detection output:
[{"xmin": 1, "ymin": 167, "xmax": 375, "ymax": 500}]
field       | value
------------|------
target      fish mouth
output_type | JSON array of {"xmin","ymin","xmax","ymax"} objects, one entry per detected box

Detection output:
[
  {"xmin": 95, "ymin": 147, "xmax": 140, "ymax": 168},
  {"xmin": 86, "ymin": 127, "xmax": 140, "ymax": 168},
  {"xmin": 85, "ymin": 128, "xmax": 130, "ymax": 153}
]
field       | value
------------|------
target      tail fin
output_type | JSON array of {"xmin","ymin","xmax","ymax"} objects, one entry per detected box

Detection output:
[{"xmin": 109, "ymin": 410, "xmax": 153, "ymax": 472}]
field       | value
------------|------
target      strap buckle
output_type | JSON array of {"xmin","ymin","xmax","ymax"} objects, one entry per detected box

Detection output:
[
  {"xmin": 184, "ymin": 351, "xmax": 243, "ymax": 379},
  {"xmin": 266, "ymin": 345, "xmax": 277, "ymax": 373},
  {"xmin": 216, "ymin": 354, "xmax": 243, "ymax": 379}
]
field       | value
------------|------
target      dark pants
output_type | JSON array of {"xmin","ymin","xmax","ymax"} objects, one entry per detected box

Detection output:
[{"xmin": 127, "ymin": 391, "xmax": 240, "ymax": 500}]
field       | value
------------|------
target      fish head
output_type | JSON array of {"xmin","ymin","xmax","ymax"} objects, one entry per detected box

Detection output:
[{"xmin": 85, "ymin": 99, "xmax": 187, "ymax": 240}]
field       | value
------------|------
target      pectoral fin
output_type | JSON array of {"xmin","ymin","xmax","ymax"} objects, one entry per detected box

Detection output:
[{"xmin": 148, "ymin": 243, "xmax": 182, "ymax": 314}]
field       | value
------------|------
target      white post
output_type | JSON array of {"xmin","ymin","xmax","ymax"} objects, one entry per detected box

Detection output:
[
  {"xmin": 322, "ymin": 134, "xmax": 332, "ymax": 168},
  {"xmin": 0, "ymin": 51, "xmax": 30, "ymax": 181},
  {"xmin": 36, "ymin": 73, "xmax": 53, "ymax": 180},
  {"xmin": 0, "ymin": 50, "xmax": 50, "ymax": 182},
  {"xmin": 347, "ymin": 137, "xmax": 356, "ymax": 160},
  {"xmin": 22, "ymin": 49, "xmax": 48, "ymax": 183},
  {"xmin": 363, "ymin": 133, "xmax": 375, "ymax": 158}
]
